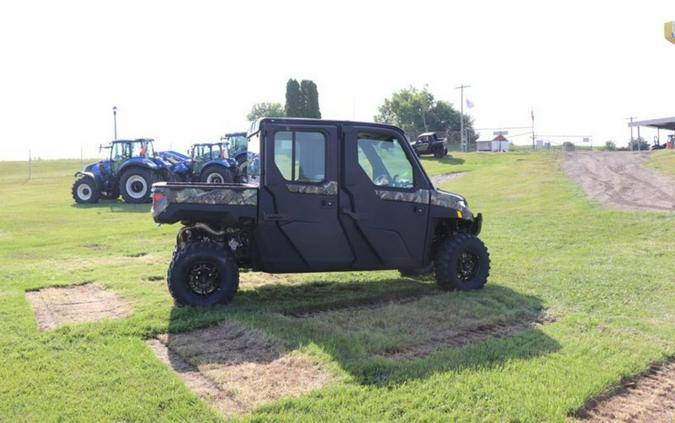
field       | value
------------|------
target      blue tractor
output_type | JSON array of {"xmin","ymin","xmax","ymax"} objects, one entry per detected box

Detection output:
[
  {"xmin": 168, "ymin": 142, "xmax": 239, "ymax": 184},
  {"xmin": 72, "ymin": 138, "xmax": 176, "ymax": 204}
]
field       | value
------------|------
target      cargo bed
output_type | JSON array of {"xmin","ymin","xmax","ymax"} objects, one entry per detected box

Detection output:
[{"xmin": 151, "ymin": 182, "xmax": 258, "ymax": 224}]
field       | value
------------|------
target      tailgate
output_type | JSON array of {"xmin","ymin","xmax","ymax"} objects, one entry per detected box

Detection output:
[{"xmin": 151, "ymin": 182, "xmax": 258, "ymax": 224}]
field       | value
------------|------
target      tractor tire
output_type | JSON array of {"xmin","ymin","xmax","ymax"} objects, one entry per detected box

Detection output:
[
  {"xmin": 167, "ymin": 241, "xmax": 239, "ymax": 306},
  {"xmin": 201, "ymin": 166, "xmax": 234, "ymax": 184},
  {"xmin": 434, "ymin": 233, "xmax": 490, "ymax": 291},
  {"xmin": 433, "ymin": 146, "xmax": 444, "ymax": 158},
  {"xmin": 72, "ymin": 177, "xmax": 100, "ymax": 204},
  {"xmin": 119, "ymin": 168, "xmax": 156, "ymax": 203}
]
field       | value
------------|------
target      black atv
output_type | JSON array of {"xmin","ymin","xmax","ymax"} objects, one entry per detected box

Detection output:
[
  {"xmin": 151, "ymin": 118, "xmax": 489, "ymax": 306},
  {"xmin": 412, "ymin": 132, "xmax": 448, "ymax": 158}
]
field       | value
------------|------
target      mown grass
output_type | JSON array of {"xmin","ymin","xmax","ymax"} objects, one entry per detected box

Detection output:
[
  {"xmin": 0, "ymin": 151, "xmax": 674, "ymax": 422},
  {"xmin": 647, "ymin": 149, "xmax": 675, "ymax": 176}
]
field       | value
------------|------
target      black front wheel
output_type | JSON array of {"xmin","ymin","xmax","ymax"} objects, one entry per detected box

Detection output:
[
  {"xmin": 72, "ymin": 177, "xmax": 100, "ymax": 204},
  {"xmin": 435, "ymin": 233, "xmax": 490, "ymax": 291},
  {"xmin": 167, "ymin": 241, "xmax": 239, "ymax": 306}
]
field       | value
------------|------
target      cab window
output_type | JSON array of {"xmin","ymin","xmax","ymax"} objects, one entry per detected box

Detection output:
[
  {"xmin": 273, "ymin": 131, "xmax": 325, "ymax": 183},
  {"xmin": 112, "ymin": 143, "xmax": 129, "ymax": 161},
  {"xmin": 357, "ymin": 133, "xmax": 413, "ymax": 189}
]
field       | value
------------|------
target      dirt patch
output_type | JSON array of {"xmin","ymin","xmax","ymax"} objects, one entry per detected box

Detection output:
[
  {"xmin": 561, "ymin": 152, "xmax": 675, "ymax": 212},
  {"xmin": 578, "ymin": 360, "xmax": 675, "ymax": 422},
  {"xmin": 147, "ymin": 321, "xmax": 331, "ymax": 416},
  {"xmin": 379, "ymin": 313, "xmax": 557, "ymax": 360},
  {"xmin": 431, "ymin": 172, "xmax": 467, "ymax": 186},
  {"xmin": 25, "ymin": 284, "xmax": 130, "ymax": 331}
]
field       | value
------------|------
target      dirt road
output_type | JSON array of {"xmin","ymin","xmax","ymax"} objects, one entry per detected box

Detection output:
[{"xmin": 561, "ymin": 152, "xmax": 675, "ymax": 212}]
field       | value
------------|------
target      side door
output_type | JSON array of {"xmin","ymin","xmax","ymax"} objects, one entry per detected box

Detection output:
[
  {"xmin": 340, "ymin": 126, "xmax": 431, "ymax": 269},
  {"xmin": 254, "ymin": 123, "xmax": 354, "ymax": 272}
]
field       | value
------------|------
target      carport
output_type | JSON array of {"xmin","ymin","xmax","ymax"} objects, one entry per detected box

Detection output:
[{"xmin": 627, "ymin": 116, "xmax": 675, "ymax": 149}]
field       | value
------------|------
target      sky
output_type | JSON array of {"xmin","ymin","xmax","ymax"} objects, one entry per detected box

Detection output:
[{"xmin": 0, "ymin": 0, "xmax": 674, "ymax": 160}]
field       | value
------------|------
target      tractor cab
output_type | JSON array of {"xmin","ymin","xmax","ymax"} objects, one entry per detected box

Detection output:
[
  {"xmin": 186, "ymin": 142, "xmax": 237, "ymax": 184},
  {"xmin": 108, "ymin": 139, "xmax": 157, "ymax": 173},
  {"xmin": 222, "ymin": 132, "xmax": 249, "ymax": 164}
]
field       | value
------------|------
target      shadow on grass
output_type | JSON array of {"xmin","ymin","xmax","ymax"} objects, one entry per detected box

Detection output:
[
  {"xmin": 421, "ymin": 156, "xmax": 466, "ymax": 165},
  {"xmin": 164, "ymin": 277, "xmax": 560, "ymax": 386},
  {"xmin": 71, "ymin": 200, "xmax": 150, "ymax": 213}
]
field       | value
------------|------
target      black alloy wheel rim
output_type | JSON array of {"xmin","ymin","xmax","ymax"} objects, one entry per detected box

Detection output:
[
  {"xmin": 187, "ymin": 262, "xmax": 220, "ymax": 296},
  {"xmin": 456, "ymin": 251, "xmax": 479, "ymax": 281}
]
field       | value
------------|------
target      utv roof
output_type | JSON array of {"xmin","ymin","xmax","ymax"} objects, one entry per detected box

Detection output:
[
  {"xmin": 224, "ymin": 132, "xmax": 247, "ymax": 137},
  {"xmin": 418, "ymin": 132, "xmax": 438, "ymax": 137},
  {"xmin": 247, "ymin": 117, "xmax": 404, "ymax": 137}
]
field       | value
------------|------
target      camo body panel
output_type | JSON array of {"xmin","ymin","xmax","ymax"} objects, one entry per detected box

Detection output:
[
  {"xmin": 375, "ymin": 189, "xmax": 430, "ymax": 205},
  {"xmin": 152, "ymin": 186, "xmax": 257, "ymax": 218},
  {"xmin": 430, "ymin": 190, "xmax": 465, "ymax": 210},
  {"xmin": 287, "ymin": 181, "xmax": 338, "ymax": 195}
]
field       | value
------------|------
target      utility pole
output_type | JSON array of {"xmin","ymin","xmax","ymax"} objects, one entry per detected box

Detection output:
[
  {"xmin": 113, "ymin": 106, "xmax": 118, "ymax": 140},
  {"xmin": 28, "ymin": 149, "xmax": 31, "ymax": 180},
  {"xmin": 626, "ymin": 116, "xmax": 636, "ymax": 151},
  {"xmin": 531, "ymin": 107, "xmax": 535, "ymax": 150},
  {"xmin": 456, "ymin": 84, "xmax": 471, "ymax": 152}
]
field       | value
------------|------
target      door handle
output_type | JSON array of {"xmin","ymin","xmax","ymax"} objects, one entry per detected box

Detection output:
[
  {"xmin": 264, "ymin": 213, "xmax": 287, "ymax": 221},
  {"xmin": 414, "ymin": 206, "xmax": 424, "ymax": 213},
  {"xmin": 341, "ymin": 208, "xmax": 361, "ymax": 220},
  {"xmin": 321, "ymin": 198, "xmax": 336, "ymax": 208}
]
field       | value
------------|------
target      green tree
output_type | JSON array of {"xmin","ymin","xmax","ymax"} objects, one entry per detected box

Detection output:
[
  {"xmin": 284, "ymin": 79, "xmax": 303, "ymax": 117},
  {"xmin": 246, "ymin": 102, "xmax": 285, "ymax": 121},
  {"xmin": 374, "ymin": 86, "xmax": 476, "ymax": 145},
  {"xmin": 300, "ymin": 80, "xmax": 321, "ymax": 118}
]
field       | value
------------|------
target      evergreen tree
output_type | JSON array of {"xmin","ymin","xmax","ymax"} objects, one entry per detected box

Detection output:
[
  {"xmin": 284, "ymin": 79, "xmax": 303, "ymax": 117},
  {"xmin": 300, "ymin": 80, "xmax": 321, "ymax": 118}
]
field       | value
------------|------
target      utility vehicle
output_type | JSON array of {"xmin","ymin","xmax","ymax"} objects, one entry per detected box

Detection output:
[
  {"xmin": 151, "ymin": 118, "xmax": 489, "ymax": 306},
  {"xmin": 413, "ymin": 132, "xmax": 448, "ymax": 158},
  {"xmin": 72, "ymin": 138, "xmax": 177, "ymax": 204}
]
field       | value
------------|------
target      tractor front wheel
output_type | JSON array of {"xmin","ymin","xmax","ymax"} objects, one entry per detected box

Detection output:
[
  {"xmin": 120, "ymin": 168, "xmax": 155, "ymax": 203},
  {"xmin": 72, "ymin": 177, "xmax": 100, "ymax": 204},
  {"xmin": 167, "ymin": 241, "xmax": 239, "ymax": 306},
  {"xmin": 435, "ymin": 233, "xmax": 490, "ymax": 291}
]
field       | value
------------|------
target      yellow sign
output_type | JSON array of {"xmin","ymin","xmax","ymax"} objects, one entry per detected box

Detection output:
[{"xmin": 665, "ymin": 21, "xmax": 675, "ymax": 44}]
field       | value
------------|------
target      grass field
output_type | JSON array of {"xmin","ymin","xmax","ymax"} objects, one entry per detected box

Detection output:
[
  {"xmin": 0, "ymin": 152, "xmax": 674, "ymax": 422},
  {"xmin": 647, "ymin": 149, "xmax": 675, "ymax": 176}
]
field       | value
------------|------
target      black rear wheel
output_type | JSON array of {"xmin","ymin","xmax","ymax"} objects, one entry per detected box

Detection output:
[
  {"xmin": 72, "ymin": 177, "xmax": 100, "ymax": 204},
  {"xmin": 167, "ymin": 241, "xmax": 239, "ymax": 306},
  {"xmin": 201, "ymin": 166, "xmax": 234, "ymax": 184},
  {"xmin": 119, "ymin": 168, "xmax": 156, "ymax": 203},
  {"xmin": 435, "ymin": 233, "xmax": 490, "ymax": 291}
]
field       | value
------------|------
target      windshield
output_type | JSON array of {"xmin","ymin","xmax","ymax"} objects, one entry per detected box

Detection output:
[
  {"xmin": 132, "ymin": 140, "xmax": 154, "ymax": 158},
  {"xmin": 192, "ymin": 144, "xmax": 225, "ymax": 160}
]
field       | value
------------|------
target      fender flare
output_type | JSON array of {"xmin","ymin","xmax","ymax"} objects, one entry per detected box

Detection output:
[
  {"xmin": 118, "ymin": 159, "xmax": 160, "ymax": 176},
  {"xmin": 199, "ymin": 162, "xmax": 235, "ymax": 180},
  {"xmin": 74, "ymin": 171, "xmax": 99, "ymax": 189}
]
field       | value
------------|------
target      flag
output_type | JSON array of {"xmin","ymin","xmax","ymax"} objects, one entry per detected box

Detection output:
[{"xmin": 466, "ymin": 98, "xmax": 474, "ymax": 109}]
